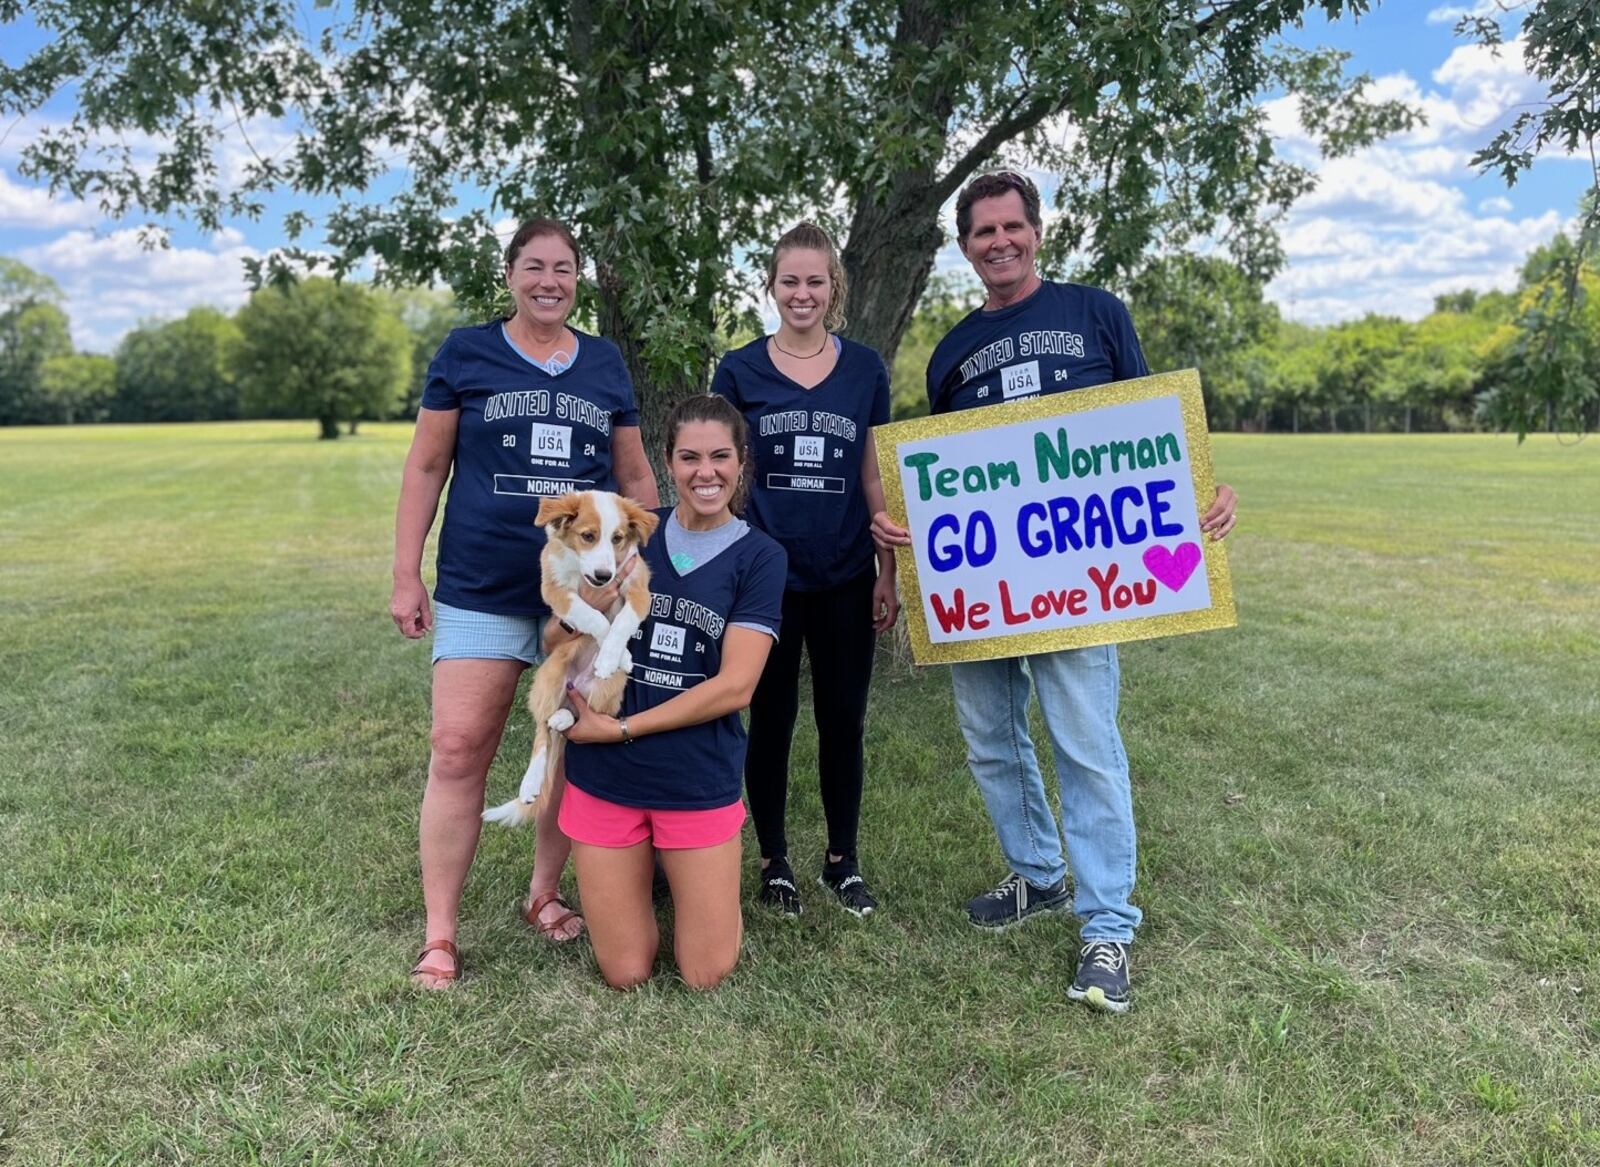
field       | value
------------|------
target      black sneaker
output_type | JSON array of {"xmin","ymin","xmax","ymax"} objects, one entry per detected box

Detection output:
[
  {"xmin": 818, "ymin": 861, "xmax": 878, "ymax": 917},
  {"xmin": 965, "ymin": 872, "xmax": 1070, "ymax": 930},
  {"xmin": 757, "ymin": 858, "xmax": 802, "ymax": 918},
  {"xmin": 1067, "ymin": 941, "xmax": 1132, "ymax": 1014}
]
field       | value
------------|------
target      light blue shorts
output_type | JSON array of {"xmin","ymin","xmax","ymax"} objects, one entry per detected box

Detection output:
[{"xmin": 431, "ymin": 600, "xmax": 547, "ymax": 665}]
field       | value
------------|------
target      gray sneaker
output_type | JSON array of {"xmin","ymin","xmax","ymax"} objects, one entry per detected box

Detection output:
[
  {"xmin": 1067, "ymin": 941, "xmax": 1131, "ymax": 1013},
  {"xmin": 965, "ymin": 873, "xmax": 1070, "ymax": 929}
]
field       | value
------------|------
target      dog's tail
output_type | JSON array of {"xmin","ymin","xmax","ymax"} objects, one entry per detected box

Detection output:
[
  {"xmin": 482, "ymin": 796, "xmax": 539, "ymax": 828},
  {"xmin": 482, "ymin": 742, "xmax": 549, "ymax": 828}
]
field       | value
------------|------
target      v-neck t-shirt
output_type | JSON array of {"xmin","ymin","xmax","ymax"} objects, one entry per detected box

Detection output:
[
  {"xmin": 564, "ymin": 507, "xmax": 787, "ymax": 810},
  {"xmin": 711, "ymin": 335, "xmax": 890, "ymax": 592},
  {"xmin": 660, "ymin": 511, "xmax": 777, "ymax": 638},
  {"xmin": 420, "ymin": 320, "xmax": 640, "ymax": 616}
]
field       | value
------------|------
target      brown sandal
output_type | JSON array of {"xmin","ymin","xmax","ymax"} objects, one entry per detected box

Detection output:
[
  {"xmin": 522, "ymin": 890, "xmax": 585, "ymax": 942},
  {"xmin": 410, "ymin": 938, "xmax": 461, "ymax": 987}
]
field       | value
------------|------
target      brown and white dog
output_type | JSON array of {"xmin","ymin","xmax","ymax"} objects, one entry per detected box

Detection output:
[{"xmin": 482, "ymin": 490, "xmax": 659, "ymax": 828}]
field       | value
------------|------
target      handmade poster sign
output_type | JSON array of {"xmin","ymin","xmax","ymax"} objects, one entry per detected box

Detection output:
[{"xmin": 874, "ymin": 369, "xmax": 1235, "ymax": 665}]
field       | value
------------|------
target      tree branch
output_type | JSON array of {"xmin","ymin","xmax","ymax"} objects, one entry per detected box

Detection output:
[{"xmin": 931, "ymin": 0, "xmax": 1264, "ymax": 203}]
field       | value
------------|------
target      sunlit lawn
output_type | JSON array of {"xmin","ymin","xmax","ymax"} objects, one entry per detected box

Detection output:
[{"xmin": 1, "ymin": 423, "xmax": 1596, "ymax": 1164}]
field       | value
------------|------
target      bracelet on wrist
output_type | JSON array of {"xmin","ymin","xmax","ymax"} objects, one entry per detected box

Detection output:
[{"xmin": 617, "ymin": 717, "xmax": 631, "ymax": 745}]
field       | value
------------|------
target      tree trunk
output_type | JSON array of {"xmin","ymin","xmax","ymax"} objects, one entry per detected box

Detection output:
[
  {"xmin": 1404, "ymin": 404, "xmax": 1412, "ymax": 434},
  {"xmin": 594, "ymin": 269, "xmax": 703, "ymax": 499},
  {"xmin": 1364, "ymin": 400, "xmax": 1372, "ymax": 433},
  {"xmin": 319, "ymin": 415, "xmax": 340, "ymax": 440},
  {"xmin": 838, "ymin": 0, "xmax": 962, "ymax": 367},
  {"xmin": 1292, "ymin": 403, "xmax": 1299, "ymax": 434},
  {"xmin": 840, "ymin": 175, "xmax": 948, "ymax": 364},
  {"xmin": 347, "ymin": 419, "xmax": 360, "ymax": 435}
]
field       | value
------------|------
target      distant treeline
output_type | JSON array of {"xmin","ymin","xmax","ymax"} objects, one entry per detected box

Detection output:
[
  {"xmin": 0, "ymin": 259, "xmax": 466, "ymax": 438},
  {"xmin": 6, "ymin": 224, "xmax": 1597, "ymax": 438},
  {"xmin": 891, "ymin": 233, "xmax": 1600, "ymax": 435}
]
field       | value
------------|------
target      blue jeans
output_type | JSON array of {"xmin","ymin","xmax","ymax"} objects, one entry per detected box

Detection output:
[{"xmin": 949, "ymin": 645, "xmax": 1141, "ymax": 943}]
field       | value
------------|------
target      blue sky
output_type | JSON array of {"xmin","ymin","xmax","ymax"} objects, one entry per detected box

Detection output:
[{"xmin": 1, "ymin": 1, "xmax": 1592, "ymax": 352}]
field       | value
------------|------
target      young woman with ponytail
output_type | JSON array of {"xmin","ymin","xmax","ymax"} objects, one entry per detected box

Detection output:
[{"xmin": 711, "ymin": 223, "xmax": 897, "ymax": 919}]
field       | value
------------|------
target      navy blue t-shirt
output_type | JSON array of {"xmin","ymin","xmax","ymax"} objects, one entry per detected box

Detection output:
[
  {"xmin": 926, "ymin": 281, "xmax": 1148, "ymax": 416},
  {"xmin": 565, "ymin": 509, "xmax": 788, "ymax": 811},
  {"xmin": 711, "ymin": 336, "xmax": 891, "ymax": 591},
  {"xmin": 420, "ymin": 321, "xmax": 641, "ymax": 616}
]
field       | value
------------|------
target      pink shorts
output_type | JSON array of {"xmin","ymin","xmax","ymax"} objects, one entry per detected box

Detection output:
[{"xmin": 559, "ymin": 782, "xmax": 746, "ymax": 850}]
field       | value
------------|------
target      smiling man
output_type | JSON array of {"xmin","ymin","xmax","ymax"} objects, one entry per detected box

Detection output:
[{"xmin": 875, "ymin": 171, "xmax": 1237, "ymax": 1013}]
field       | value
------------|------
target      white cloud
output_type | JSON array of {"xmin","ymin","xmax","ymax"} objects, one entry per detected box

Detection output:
[
  {"xmin": 17, "ymin": 228, "xmax": 259, "ymax": 352},
  {"xmin": 0, "ymin": 168, "xmax": 100, "ymax": 229},
  {"xmin": 1268, "ymin": 207, "xmax": 1565, "ymax": 323},
  {"xmin": 1257, "ymin": 28, "xmax": 1584, "ymax": 323},
  {"xmin": 1265, "ymin": 40, "xmax": 1546, "ymax": 158},
  {"xmin": 1426, "ymin": 3, "xmax": 1501, "ymax": 26},
  {"xmin": 1373, "ymin": 144, "xmax": 1469, "ymax": 179},
  {"xmin": 1294, "ymin": 157, "xmax": 1467, "ymax": 225},
  {"xmin": 1426, "ymin": 38, "xmax": 1545, "ymax": 138}
]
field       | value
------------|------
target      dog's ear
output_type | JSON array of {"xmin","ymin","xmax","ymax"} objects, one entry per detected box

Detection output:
[
  {"xmin": 619, "ymin": 497, "xmax": 660, "ymax": 545},
  {"xmin": 537, "ymin": 492, "xmax": 583, "ymax": 532}
]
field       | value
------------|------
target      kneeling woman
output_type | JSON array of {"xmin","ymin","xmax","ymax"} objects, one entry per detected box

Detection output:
[{"xmin": 559, "ymin": 396, "xmax": 786, "ymax": 989}]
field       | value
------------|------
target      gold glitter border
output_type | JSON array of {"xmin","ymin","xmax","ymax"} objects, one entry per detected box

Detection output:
[{"xmin": 874, "ymin": 368, "xmax": 1237, "ymax": 666}]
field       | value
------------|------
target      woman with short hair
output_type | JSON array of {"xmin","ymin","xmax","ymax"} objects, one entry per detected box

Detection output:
[{"xmin": 391, "ymin": 216, "xmax": 658, "ymax": 987}]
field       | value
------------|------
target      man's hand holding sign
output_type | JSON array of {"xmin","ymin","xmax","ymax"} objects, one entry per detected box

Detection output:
[{"xmin": 869, "ymin": 369, "xmax": 1237, "ymax": 664}]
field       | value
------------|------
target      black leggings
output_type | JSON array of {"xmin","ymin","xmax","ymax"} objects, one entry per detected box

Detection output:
[{"xmin": 744, "ymin": 569, "xmax": 877, "ymax": 861}]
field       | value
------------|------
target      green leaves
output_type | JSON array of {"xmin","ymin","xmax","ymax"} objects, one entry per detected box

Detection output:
[
  {"xmin": 1456, "ymin": 4, "xmax": 1600, "ymax": 437},
  {"xmin": 113, "ymin": 307, "xmax": 243, "ymax": 423},
  {"xmin": 4, "ymin": 0, "xmax": 1423, "ymax": 411}
]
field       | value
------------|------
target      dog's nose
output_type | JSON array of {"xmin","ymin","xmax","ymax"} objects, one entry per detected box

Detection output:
[{"xmin": 591, "ymin": 569, "xmax": 612, "ymax": 584}]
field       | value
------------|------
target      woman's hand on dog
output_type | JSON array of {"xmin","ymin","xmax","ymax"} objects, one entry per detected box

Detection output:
[
  {"xmin": 561, "ymin": 684, "xmax": 624, "ymax": 744},
  {"xmin": 545, "ymin": 568, "xmax": 635, "ymax": 652},
  {"xmin": 390, "ymin": 576, "xmax": 433, "ymax": 638},
  {"xmin": 578, "ymin": 570, "xmax": 627, "ymax": 613},
  {"xmin": 575, "ymin": 557, "xmax": 635, "ymax": 618}
]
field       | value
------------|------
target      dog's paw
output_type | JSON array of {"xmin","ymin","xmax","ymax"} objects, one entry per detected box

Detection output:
[
  {"xmin": 620, "ymin": 654, "xmax": 634, "ymax": 674},
  {"xmin": 547, "ymin": 709, "xmax": 575, "ymax": 732},
  {"xmin": 593, "ymin": 648, "xmax": 622, "ymax": 679}
]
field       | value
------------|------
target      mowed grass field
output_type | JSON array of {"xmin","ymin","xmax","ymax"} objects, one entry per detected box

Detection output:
[{"xmin": 1, "ymin": 422, "xmax": 1597, "ymax": 1166}]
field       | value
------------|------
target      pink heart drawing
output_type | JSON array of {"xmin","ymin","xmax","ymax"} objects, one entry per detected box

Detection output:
[{"xmin": 1142, "ymin": 541, "xmax": 1202, "ymax": 592}]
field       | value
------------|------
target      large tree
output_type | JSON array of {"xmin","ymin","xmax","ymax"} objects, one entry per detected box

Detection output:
[
  {"xmin": 1478, "ymin": 243, "xmax": 1600, "ymax": 435},
  {"xmin": 0, "ymin": 258, "xmax": 73, "ymax": 425},
  {"xmin": 2, "ymin": 0, "xmax": 1411, "ymax": 435},
  {"xmin": 113, "ymin": 307, "xmax": 241, "ymax": 422},
  {"xmin": 231, "ymin": 277, "xmax": 410, "ymax": 439},
  {"xmin": 827, "ymin": 1, "xmax": 1412, "ymax": 361}
]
